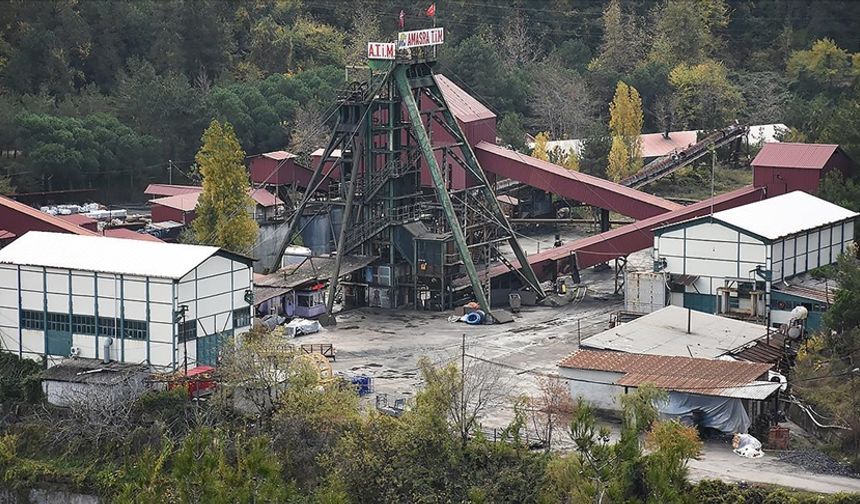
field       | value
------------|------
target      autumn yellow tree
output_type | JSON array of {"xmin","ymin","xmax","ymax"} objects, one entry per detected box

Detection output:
[
  {"xmin": 531, "ymin": 131, "xmax": 550, "ymax": 160},
  {"xmin": 192, "ymin": 120, "xmax": 258, "ymax": 254},
  {"xmin": 607, "ymin": 136, "xmax": 630, "ymax": 182},
  {"xmin": 607, "ymin": 81, "xmax": 643, "ymax": 181}
]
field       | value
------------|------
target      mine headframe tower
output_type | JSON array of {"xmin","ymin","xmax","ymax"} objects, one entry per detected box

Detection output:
[{"xmin": 273, "ymin": 57, "xmax": 545, "ymax": 322}]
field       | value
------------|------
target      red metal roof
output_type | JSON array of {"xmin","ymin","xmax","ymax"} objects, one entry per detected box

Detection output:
[
  {"xmin": 475, "ymin": 141, "xmax": 683, "ymax": 219},
  {"xmin": 151, "ymin": 187, "xmax": 281, "ymax": 211},
  {"xmin": 0, "ymin": 229, "xmax": 16, "ymax": 240},
  {"xmin": 57, "ymin": 213, "xmax": 97, "ymax": 227},
  {"xmin": 249, "ymin": 188, "xmax": 283, "ymax": 208},
  {"xmin": 640, "ymin": 131, "xmax": 697, "ymax": 158},
  {"xmin": 102, "ymin": 228, "xmax": 164, "ymax": 243},
  {"xmin": 0, "ymin": 195, "xmax": 98, "ymax": 236},
  {"xmin": 144, "ymin": 184, "xmax": 203, "ymax": 197},
  {"xmin": 149, "ymin": 192, "xmax": 200, "ymax": 212},
  {"xmin": 751, "ymin": 143, "xmax": 840, "ymax": 170},
  {"xmin": 436, "ymin": 74, "xmax": 496, "ymax": 124},
  {"xmin": 558, "ymin": 349, "xmax": 772, "ymax": 397}
]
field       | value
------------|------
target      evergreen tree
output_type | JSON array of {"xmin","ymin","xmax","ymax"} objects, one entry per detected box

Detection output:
[{"xmin": 191, "ymin": 120, "xmax": 258, "ymax": 254}]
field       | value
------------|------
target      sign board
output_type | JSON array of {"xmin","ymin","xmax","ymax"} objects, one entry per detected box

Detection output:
[
  {"xmin": 367, "ymin": 42, "xmax": 396, "ymax": 60},
  {"xmin": 397, "ymin": 27, "xmax": 444, "ymax": 49}
]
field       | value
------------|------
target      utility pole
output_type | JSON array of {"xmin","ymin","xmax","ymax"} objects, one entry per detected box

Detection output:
[
  {"xmin": 168, "ymin": 159, "xmax": 173, "ymax": 185},
  {"xmin": 175, "ymin": 304, "xmax": 189, "ymax": 375},
  {"xmin": 461, "ymin": 333, "xmax": 467, "ymax": 445}
]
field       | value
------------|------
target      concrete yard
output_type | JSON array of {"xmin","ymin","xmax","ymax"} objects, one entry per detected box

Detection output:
[{"xmin": 297, "ymin": 239, "xmax": 860, "ymax": 495}]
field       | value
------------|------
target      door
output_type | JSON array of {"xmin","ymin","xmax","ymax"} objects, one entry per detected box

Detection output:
[
  {"xmin": 46, "ymin": 313, "xmax": 72, "ymax": 357},
  {"xmin": 197, "ymin": 331, "xmax": 232, "ymax": 367}
]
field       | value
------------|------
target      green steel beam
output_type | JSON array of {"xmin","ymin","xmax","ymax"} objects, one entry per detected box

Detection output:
[
  {"xmin": 426, "ymin": 84, "xmax": 547, "ymax": 298},
  {"xmin": 394, "ymin": 66, "xmax": 492, "ymax": 313}
]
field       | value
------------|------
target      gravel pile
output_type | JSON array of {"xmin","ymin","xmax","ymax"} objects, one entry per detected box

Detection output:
[{"xmin": 776, "ymin": 449, "xmax": 858, "ymax": 478}]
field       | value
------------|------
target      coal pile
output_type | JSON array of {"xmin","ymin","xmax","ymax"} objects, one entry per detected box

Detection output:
[{"xmin": 776, "ymin": 449, "xmax": 859, "ymax": 478}]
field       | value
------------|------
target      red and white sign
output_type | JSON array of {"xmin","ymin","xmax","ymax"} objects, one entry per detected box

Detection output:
[
  {"xmin": 397, "ymin": 27, "xmax": 444, "ymax": 49},
  {"xmin": 367, "ymin": 42, "xmax": 396, "ymax": 60}
]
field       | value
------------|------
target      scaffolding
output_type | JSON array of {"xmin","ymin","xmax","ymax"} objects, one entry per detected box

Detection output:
[{"xmin": 272, "ymin": 54, "xmax": 545, "ymax": 321}]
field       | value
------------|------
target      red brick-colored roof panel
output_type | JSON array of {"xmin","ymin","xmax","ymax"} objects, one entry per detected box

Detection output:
[
  {"xmin": 558, "ymin": 349, "xmax": 772, "ymax": 395},
  {"xmin": 751, "ymin": 143, "xmax": 839, "ymax": 170}
]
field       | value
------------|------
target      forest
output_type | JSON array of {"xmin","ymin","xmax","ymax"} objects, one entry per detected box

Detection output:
[{"xmin": 1, "ymin": 0, "xmax": 860, "ymax": 200}]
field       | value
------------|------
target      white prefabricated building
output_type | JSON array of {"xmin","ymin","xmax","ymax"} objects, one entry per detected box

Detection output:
[
  {"xmin": 0, "ymin": 231, "xmax": 253, "ymax": 369},
  {"xmin": 652, "ymin": 191, "xmax": 857, "ymax": 320}
]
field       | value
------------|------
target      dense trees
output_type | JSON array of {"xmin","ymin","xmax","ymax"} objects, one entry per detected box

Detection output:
[{"xmin": 1, "ymin": 0, "xmax": 859, "ymax": 200}]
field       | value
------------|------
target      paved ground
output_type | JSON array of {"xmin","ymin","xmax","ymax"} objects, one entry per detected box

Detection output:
[
  {"xmin": 690, "ymin": 441, "xmax": 860, "ymax": 494},
  {"xmin": 296, "ymin": 226, "xmax": 859, "ymax": 495}
]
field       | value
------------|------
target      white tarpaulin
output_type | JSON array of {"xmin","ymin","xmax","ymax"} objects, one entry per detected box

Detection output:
[{"xmin": 658, "ymin": 391, "xmax": 752, "ymax": 434}]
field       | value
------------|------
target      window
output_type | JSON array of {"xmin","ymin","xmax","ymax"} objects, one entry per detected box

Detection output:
[
  {"xmin": 20, "ymin": 310, "xmax": 44, "ymax": 330},
  {"xmin": 98, "ymin": 317, "xmax": 117, "ymax": 337},
  {"xmin": 233, "ymin": 308, "xmax": 251, "ymax": 329},
  {"xmin": 72, "ymin": 314, "xmax": 96, "ymax": 335},
  {"xmin": 124, "ymin": 319, "xmax": 148, "ymax": 340},
  {"xmin": 297, "ymin": 294, "xmax": 313, "ymax": 308},
  {"xmin": 178, "ymin": 320, "xmax": 197, "ymax": 342},
  {"xmin": 46, "ymin": 312, "xmax": 70, "ymax": 332}
]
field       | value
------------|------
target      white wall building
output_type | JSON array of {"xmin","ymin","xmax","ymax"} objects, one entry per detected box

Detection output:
[
  {"xmin": 0, "ymin": 232, "xmax": 253, "ymax": 369},
  {"xmin": 653, "ymin": 191, "xmax": 857, "ymax": 322}
]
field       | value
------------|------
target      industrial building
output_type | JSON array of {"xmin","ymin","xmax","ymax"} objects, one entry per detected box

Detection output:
[
  {"xmin": 557, "ymin": 349, "xmax": 781, "ymax": 433},
  {"xmin": 146, "ymin": 184, "xmax": 285, "ymax": 226},
  {"xmin": 752, "ymin": 143, "xmax": 855, "ymax": 196},
  {"xmin": 0, "ymin": 232, "xmax": 253, "ymax": 369},
  {"xmin": 652, "ymin": 191, "xmax": 857, "ymax": 322}
]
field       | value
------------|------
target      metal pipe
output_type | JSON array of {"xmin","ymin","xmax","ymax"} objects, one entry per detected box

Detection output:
[
  {"xmin": 509, "ymin": 218, "xmax": 633, "ymax": 225},
  {"xmin": 687, "ymin": 307, "xmax": 692, "ymax": 334}
]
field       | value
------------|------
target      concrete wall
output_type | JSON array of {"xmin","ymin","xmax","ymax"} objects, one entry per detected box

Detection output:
[{"xmin": 558, "ymin": 367, "xmax": 627, "ymax": 411}]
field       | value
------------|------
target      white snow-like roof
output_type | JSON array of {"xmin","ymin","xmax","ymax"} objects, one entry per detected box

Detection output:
[
  {"xmin": 711, "ymin": 191, "xmax": 857, "ymax": 241},
  {"xmin": 581, "ymin": 306, "xmax": 768, "ymax": 359},
  {"xmin": 0, "ymin": 231, "xmax": 223, "ymax": 279}
]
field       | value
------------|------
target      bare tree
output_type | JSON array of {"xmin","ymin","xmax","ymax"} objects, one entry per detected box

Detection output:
[
  {"xmin": 288, "ymin": 102, "xmax": 329, "ymax": 156},
  {"xmin": 418, "ymin": 343, "xmax": 513, "ymax": 446},
  {"xmin": 525, "ymin": 375, "xmax": 575, "ymax": 451},
  {"xmin": 530, "ymin": 64, "xmax": 596, "ymax": 140},
  {"xmin": 497, "ymin": 13, "xmax": 543, "ymax": 69}
]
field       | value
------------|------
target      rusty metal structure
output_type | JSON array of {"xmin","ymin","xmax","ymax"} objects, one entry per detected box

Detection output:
[{"xmin": 272, "ymin": 54, "xmax": 545, "ymax": 320}]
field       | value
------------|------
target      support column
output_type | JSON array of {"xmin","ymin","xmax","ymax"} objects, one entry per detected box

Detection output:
[{"xmin": 394, "ymin": 66, "xmax": 492, "ymax": 313}]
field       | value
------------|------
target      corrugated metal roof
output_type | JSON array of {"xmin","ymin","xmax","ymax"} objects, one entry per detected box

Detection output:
[
  {"xmin": 710, "ymin": 191, "xmax": 857, "ymax": 241},
  {"xmin": 57, "ymin": 213, "xmax": 97, "ymax": 226},
  {"xmin": 149, "ymin": 192, "xmax": 200, "ymax": 212},
  {"xmin": 581, "ymin": 306, "xmax": 768, "ymax": 359},
  {"xmin": 730, "ymin": 333, "xmax": 786, "ymax": 364},
  {"xmin": 150, "ymin": 188, "xmax": 281, "ymax": 210},
  {"xmin": 0, "ymin": 195, "xmax": 97, "ymax": 236},
  {"xmin": 436, "ymin": 74, "xmax": 495, "ymax": 124},
  {"xmin": 559, "ymin": 349, "xmax": 774, "ymax": 399},
  {"xmin": 249, "ymin": 188, "xmax": 283, "ymax": 208},
  {"xmin": 774, "ymin": 284, "xmax": 833, "ymax": 304},
  {"xmin": 0, "ymin": 231, "xmax": 221, "ymax": 279},
  {"xmin": 102, "ymin": 228, "xmax": 164, "ymax": 243},
  {"xmin": 144, "ymin": 184, "xmax": 203, "ymax": 197},
  {"xmin": 0, "ymin": 229, "xmax": 15, "ymax": 240},
  {"xmin": 752, "ymin": 143, "xmax": 840, "ymax": 170}
]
